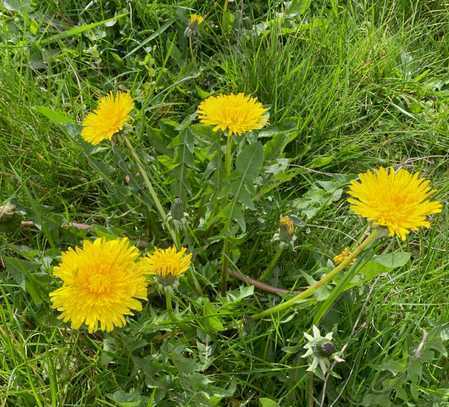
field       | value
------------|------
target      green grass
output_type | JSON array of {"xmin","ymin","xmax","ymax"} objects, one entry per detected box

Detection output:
[{"xmin": 2, "ymin": 0, "xmax": 449, "ymax": 405}]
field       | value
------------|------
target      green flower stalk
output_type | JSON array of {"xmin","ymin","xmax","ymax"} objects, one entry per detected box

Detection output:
[
  {"xmin": 252, "ymin": 228, "xmax": 380, "ymax": 320},
  {"xmin": 124, "ymin": 137, "xmax": 180, "ymax": 248}
]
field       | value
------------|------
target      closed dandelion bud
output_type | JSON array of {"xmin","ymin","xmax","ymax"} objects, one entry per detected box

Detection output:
[
  {"xmin": 0, "ymin": 203, "xmax": 16, "ymax": 222},
  {"xmin": 171, "ymin": 198, "xmax": 184, "ymax": 221},
  {"xmin": 185, "ymin": 14, "xmax": 204, "ymax": 37},
  {"xmin": 333, "ymin": 247, "xmax": 355, "ymax": 265},
  {"xmin": 279, "ymin": 215, "xmax": 295, "ymax": 242},
  {"xmin": 0, "ymin": 203, "xmax": 21, "ymax": 233}
]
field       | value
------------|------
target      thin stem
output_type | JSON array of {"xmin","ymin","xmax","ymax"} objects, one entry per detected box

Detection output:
[
  {"xmin": 223, "ymin": 251, "xmax": 299, "ymax": 295},
  {"xmin": 222, "ymin": 0, "xmax": 229, "ymax": 29},
  {"xmin": 227, "ymin": 267, "xmax": 290, "ymax": 295},
  {"xmin": 188, "ymin": 264, "xmax": 203, "ymax": 295},
  {"xmin": 252, "ymin": 229, "xmax": 380, "ymax": 320},
  {"xmin": 164, "ymin": 286, "xmax": 176, "ymax": 321},
  {"xmin": 221, "ymin": 239, "xmax": 229, "ymax": 290},
  {"xmin": 224, "ymin": 133, "xmax": 233, "ymax": 178},
  {"xmin": 221, "ymin": 133, "xmax": 234, "ymax": 289},
  {"xmin": 189, "ymin": 35, "xmax": 195, "ymax": 63},
  {"xmin": 123, "ymin": 137, "xmax": 179, "ymax": 247},
  {"xmin": 260, "ymin": 245, "xmax": 285, "ymax": 281},
  {"xmin": 308, "ymin": 372, "xmax": 314, "ymax": 407}
]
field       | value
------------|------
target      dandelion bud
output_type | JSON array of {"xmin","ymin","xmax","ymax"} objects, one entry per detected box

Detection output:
[
  {"xmin": 0, "ymin": 203, "xmax": 16, "ymax": 222},
  {"xmin": 185, "ymin": 14, "xmax": 204, "ymax": 37},
  {"xmin": 170, "ymin": 198, "xmax": 184, "ymax": 221},
  {"xmin": 0, "ymin": 202, "xmax": 22, "ymax": 233},
  {"xmin": 333, "ymin": 247, "xmax": 355, "ymax": 265},
  {"xmin": 279, "ymin": 215, "xmax": 295, "ymax": 242}
]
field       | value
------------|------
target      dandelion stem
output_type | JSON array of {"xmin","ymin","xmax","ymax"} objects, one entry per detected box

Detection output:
[
  {"xmin": 221, "ymin": 133, "xmax": 234, "ymax": 289},
  {"xmin": 189, "ymin": 35, "xmax": 195, "ymax": 63},
  {"xmin": 123, "ymin": 137, "xmax": 180, "ymax": 247},
  {"xmin": 260, "ymin": 245, "xmax": 285, "ymax": 281},
  {"xmin": 252, "ymin": 229, "xmax": 380, "ymax": 320},
  {"xmin": 226, "ymin": 267, "xmax": 290, "ymax": 295},
  {"xmin": 307, "ymin": 372, "xmax": 314, "ymax": 407},
  {"xmin": 222, "ymin": 0, "xmax": 229, "ymax": 30},
  {"xmin": 164, "ymin": 286, "xmax": 176, "ymax": 321},
  {"xmin": 221, "ymin": 239, "xmax": 230, "ymax": 290},
  {"xmin": 188, "ymin": 264, "xmax": 203, "ymax": 295},
  {"xmin": 224, "ymin": 133, "xmax": 233, "ymax": 178}
]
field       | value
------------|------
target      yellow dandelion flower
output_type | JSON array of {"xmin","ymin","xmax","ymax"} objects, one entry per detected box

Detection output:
[
  {"xmin": 145, "ymin": 246, "xmax": 192, "ymax": 281},
  {"xmin": 280, "ymin": 215, "xmax": 295, "ymax": 237},
  {"xmin": 333, "ymin": 247, "xmax": 355, "ymax": 265},
  {"xmin": 81, "ymin": 91, "xmax": 134, "ymax": 145},
  {"xmin": 348, "ymin": 167, "xmax": 442, "ymax": 240},
  {"xmin": 50, "ymin": 238, "xmax": 148, "ymax": 333},
  {"xmin": 189, "ymin": 14, "xmax": 204, "ymax": 26},
  {"xmin": 197, "ymin": 93, "xmax": 268, "ymax": 136}
]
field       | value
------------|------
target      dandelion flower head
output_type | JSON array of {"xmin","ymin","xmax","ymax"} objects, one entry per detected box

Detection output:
[
  {"xmin": 197, "ymin": 93, "xmax": 268, "ymax": 136},
  {"xmin": 333, "ymin": 247, "xmax": 355, "ymax": 265},
  {"xmin": 81, "ymin": 91, "xmax": 134, "ymax": 144},
  {"xmin": 50, "ymin": 238, "xmax": 148, "ymax": 333},
  {"xmin": 280, "ymin": 215, "xmax": 295, "ymax": 237},
  {"xmin": 189, "ymin": 14, "xmax": 204, "ymax": 26},
  {"xmin": 348, "ymin": 167, "xmax": 442, "ymax": 240},
  {"xmin": 145, "ymin": 246, "xmax": 192, "ymax": 282}
]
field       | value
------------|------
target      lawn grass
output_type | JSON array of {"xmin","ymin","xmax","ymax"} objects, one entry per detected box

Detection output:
[{"xmin": 2, "ymin": 1, "xmax": 449, "ymax": 405}]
